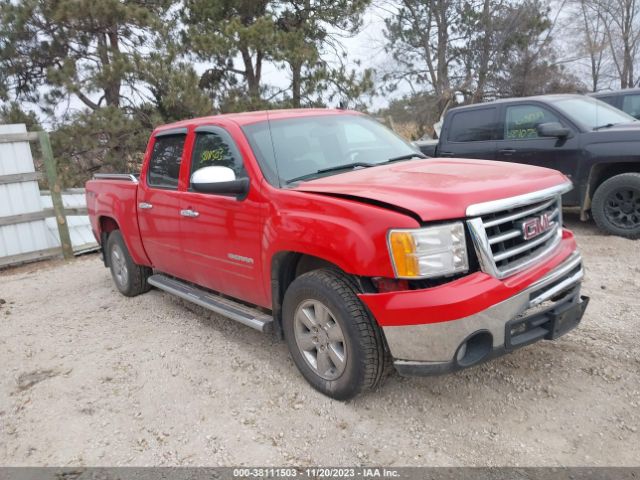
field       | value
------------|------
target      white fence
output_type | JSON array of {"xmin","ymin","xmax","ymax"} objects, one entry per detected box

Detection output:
[{"xmin": 0, "ymin": 124, "xmax": 98, "ymax": 268}]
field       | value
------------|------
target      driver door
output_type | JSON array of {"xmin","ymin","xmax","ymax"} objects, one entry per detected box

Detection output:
[
  {"xmin": 496, "ymin": 103, "xmax": 581, "ymax": 205},
  {"xmin": 179, "ymin": 126, "xmax": 265, "ymax": 306}
]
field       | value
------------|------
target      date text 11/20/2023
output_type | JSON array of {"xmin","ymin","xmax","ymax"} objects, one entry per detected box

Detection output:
[{"xmin": 232, "ymin": 468, "xmax": 400, "ymax": 478}]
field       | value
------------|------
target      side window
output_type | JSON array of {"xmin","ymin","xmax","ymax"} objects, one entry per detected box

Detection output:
[
  {"xmin": 505, "ymin": 105, "xmax": 560, "ymax": 140},
  {"xmin": 597, "ymin": 96, "xmax": 617, "ymax": 108},
  {"xmin": 447, "ymin": 108, "xmax": 497, "ymax": 142},
  {"xmin": 147, "ymin": 134, "xmax": 186, "ymax": 189},
  {"xmin": 190, "ymin": 129, "xmax": 247, "ymax": 185},
  {"xmin": 622, "ymin": 94, "xmax": 640, "ymax": 119}
]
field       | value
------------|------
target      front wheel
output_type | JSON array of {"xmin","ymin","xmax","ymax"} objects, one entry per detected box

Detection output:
[
  {"xmin": 282, "ymin": 269, "xmax": 386, "ymax": 400},
  {"xmin": 592, "ymin": 173, "xmax": 640, "ymax": 239}
]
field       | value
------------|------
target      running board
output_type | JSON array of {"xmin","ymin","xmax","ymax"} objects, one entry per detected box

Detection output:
[{"xmin": 148, "ymin": 274, "xmax": 273, "ymax": 333}]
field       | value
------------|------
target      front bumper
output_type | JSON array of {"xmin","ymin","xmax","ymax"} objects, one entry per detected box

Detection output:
[{"xmin": 359, "ymin": 244, "xmax": 588, "ymax": 376}]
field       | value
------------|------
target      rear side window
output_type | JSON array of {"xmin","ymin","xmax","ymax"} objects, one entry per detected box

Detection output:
[
  {"xmin": 597, "ymin": 95, "xmax": 617, "ymax": 108},
  {"xmin": 147, "ymin": 134, "xmax": 186, "ymax": 189},
  {"xmin": 190, "ymin": 129, "xmax": 247, "ymax": 183},
  {"xmin": 505, "ymin": 104, "xmax": 560, "ymax": 139},
  {"xmin": 447, "ymin": 108, "xmax": 497, "ymax": 142},
  {"xmin": 622, "ymin": 94, "xmax": 640, "ymax": 119}
]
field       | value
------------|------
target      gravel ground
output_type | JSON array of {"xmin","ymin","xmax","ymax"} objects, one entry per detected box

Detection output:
[{"xmin": 0, "ymin": 213, "xmax": 639, "ymax": 467}]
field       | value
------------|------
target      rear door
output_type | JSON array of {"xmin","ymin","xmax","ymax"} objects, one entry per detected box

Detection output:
[
  {"xmin": 438, "ymin": 107, "xmax": 499, "ymax": 159},
  {"xmin": 495, "ymin": 103, "xmax": 582, "ymax": 204},
  {"xmin": 137, "ymin": 129, "xmax": 189, "ymax": 274},
  {"xmin": 178, "ymin": 126, "xmax": 266, "ymax": 306}
]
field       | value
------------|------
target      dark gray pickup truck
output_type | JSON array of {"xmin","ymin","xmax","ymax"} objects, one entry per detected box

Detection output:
[{"xmin": 417, "ymin": 94, "xmax": 640, "ymax": 238}]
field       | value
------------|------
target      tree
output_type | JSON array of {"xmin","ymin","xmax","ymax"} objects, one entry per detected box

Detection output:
[
  {"xmin": 50, "ymin": 107, "xmax": 149, "ymax": 186},
  {"xmin": 598, "ymin": 0, "xmax": 640, "ymax": 88},
  {"xmin": 0, "ymin": 102, "xmax": 41, "ymax": 131},
  {"xmin": 0, "ymin": 0, "xmax": 175, "ymax": 112},
  {"xmin": 183, "ymin": 0, "xmax": 276, "ymax": 110},
  {"xmin": 274, "ymin": 0, "xmax": 373, "ymax": 108},
  {"xmin": 382, "ymin": 0, "xmax": 459, "ymax": 116},
  {"xmin": 376, "ymin": 92, "xmax": 441, "ymax": 139},
  {"xmin": 383, "ymin": 0, "xmax": 582, "ymax": 117},
  {"xmin": 572, "ymin": 0, "xmax": 609, "ymax": 92},
  {"xmin": 488, "ymin": 1, "xmax": 583, "ymax": 97},
  {"xmin": 183, "ymin": 0, "xmax": 373, "ymax": 111},
  {"xmin": 0, "ymin": 0, "xmax": 213, "ymax": 186},
  {"xmin": 134, "ymin": 26, "xmax": 214, "ymax": 125}
]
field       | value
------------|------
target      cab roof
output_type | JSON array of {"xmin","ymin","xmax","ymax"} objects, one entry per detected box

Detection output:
[
  {"xmin": 154, "ymin": 108, "xmax": 360, "ymax": 134},
  {"xmin": 447, "ymin": 94, "xmax": 586, "ymax": 113}
]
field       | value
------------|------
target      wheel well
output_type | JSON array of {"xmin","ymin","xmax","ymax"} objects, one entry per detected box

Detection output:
[
  {"xmin": 100, "ymin": 216, "xmax": 119, "ymax": 235},
  {"xmin": 584, "ymin": 163, "xmax": 640, "ymax": 214},
  {"xmin": 270, "ymin": 252, "xmax": 346, "ymax": 339},
  {"xmin": 99, "ymin": 217, "xmax": 120, "ymax": 266}
]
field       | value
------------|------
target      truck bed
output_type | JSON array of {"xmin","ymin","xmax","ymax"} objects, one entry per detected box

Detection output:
[{"xmin": 85, "ymin": 174, "xmax": 149, "ymax": 266}]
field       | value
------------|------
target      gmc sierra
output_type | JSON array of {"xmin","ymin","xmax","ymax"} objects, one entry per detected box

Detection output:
[{"xmin": 87, "ymin": 109, "xmax": 588, "ymax": 399}]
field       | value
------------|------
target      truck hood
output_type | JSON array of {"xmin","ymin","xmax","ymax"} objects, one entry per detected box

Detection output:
[{"xmin": 292, "ymin": 158, "xmax": 569, "ymax": 222}]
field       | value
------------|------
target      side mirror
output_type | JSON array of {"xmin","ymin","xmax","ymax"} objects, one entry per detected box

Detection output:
[
  {"xmin": 191, "ymin": 166, "xmax": 249, "ymax": 198},
  {"xmin": 537, "ymin": 122, "xmax": 571, "ymax": 138}
]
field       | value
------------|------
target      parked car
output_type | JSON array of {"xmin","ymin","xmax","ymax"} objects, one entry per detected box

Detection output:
[
  {"xmin": 416, "ymin": 94, "xmax": 640, "ymax": 238},
  {"xmin": 86, "ymin": 109, "xmax": 588, "ymax": 399},
  {"xmin": 590, "ymin": 88, "xmax": 640, "ymax": 120}
]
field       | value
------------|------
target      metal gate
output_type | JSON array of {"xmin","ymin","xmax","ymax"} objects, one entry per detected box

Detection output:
[{"xmin": 0, "ymin": 123, "xmax": 97, "ymax": 268}]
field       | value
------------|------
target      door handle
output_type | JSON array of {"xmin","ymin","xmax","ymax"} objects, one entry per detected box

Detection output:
[
  {"xmin": 138, "ymin": 202, "xmax": 153, "ymax": 210},
  {"xmin": 439, "ymin": 151, "xmax": 454, "ymax": 157},
  {"xmin": 180, "ymin": 209, "xmax": 200, "ymax": 218},
  {"xmin": 499, "ymin": 149, "xmax": 516, "ymax": 155}
]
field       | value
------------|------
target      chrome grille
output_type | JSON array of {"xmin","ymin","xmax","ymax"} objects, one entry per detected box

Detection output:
[{"xmin": 466, "ymin": 183, "xmax": 572, "ymax": 279}]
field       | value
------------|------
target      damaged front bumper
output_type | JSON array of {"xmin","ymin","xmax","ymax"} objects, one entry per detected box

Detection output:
[{"xmin": 360, "ymin": 249, "xmax": 588, "ymax": 376}]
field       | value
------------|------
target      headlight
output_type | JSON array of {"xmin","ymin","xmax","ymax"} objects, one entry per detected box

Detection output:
[{"xmin": 388, "ymin": 222, "xmax": 469, "ymax": 279}]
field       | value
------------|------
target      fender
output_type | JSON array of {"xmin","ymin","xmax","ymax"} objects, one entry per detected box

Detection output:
[
  {"xmin": 261, "ymin": 188, "xmax": 419, "ymax": 305},
  {"xmin": 580, "ymin": 143, "xmax": 640, "ymax": 218},
  {"xmin": 86, "ymin": 179, "xmax": 151, "ymax": 266}
]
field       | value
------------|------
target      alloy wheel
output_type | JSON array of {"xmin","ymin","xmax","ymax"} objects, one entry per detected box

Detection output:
[
  {"xmin": 293, "ymin": 300, "xmax": 347, "ymax": 381},
  {"xmin": 604, "ymin": 187, "xmax": 640, "ymax": 230}
]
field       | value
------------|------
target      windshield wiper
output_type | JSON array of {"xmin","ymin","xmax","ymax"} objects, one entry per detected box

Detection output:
[
  {"xmin": 286, "ymin": 162, "xmax": 375, "ymax": 184},
  {"xmin": 593, "ymin": 123, "xmax": 618, "ymax": 131},
  {"xmin": 316, "ymin": 162, "xmax": 376, "ymax": 174},
  {"xmin": 384, "ymin": 153, "xmax": 427, "ymax": 163},
  {"xmin": 285, "ymin": 154, "xmax": 427, "ymax": 185}
]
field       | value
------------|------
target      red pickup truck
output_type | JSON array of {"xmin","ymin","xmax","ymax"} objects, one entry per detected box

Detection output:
[{"xmin": 86, "ymin": 109, "xmax": 589, "ymax": 399}]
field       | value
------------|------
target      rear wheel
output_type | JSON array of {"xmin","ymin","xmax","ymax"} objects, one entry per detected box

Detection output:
[
  {"xmin": 282, "ymin": 269, "xmax": 386, "ymax": 400},
  {"xmin": 106, "ymin": 230, "xmax": 152, "ymax": 297},
  {"xmin": 592, "ymin": 173, "xmax": 640, "ymax": 238}
]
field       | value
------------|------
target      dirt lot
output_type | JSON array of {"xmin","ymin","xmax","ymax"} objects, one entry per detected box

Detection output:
[{"xmin": 1, "ymin": 213, "xmax": 639, "ymax": 467}]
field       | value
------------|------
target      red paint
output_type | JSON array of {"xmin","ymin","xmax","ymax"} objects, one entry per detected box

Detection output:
[
  {"xmin": 359, "ymin": 231, "xmax": 577, "ymax": 326},
  {"xmin": 293, "ymin": 158, "xmax": 567, "ymax": 222},
  {"xmin": 86, "ymin": 109, "xmax": 580, "ymax": 324}
]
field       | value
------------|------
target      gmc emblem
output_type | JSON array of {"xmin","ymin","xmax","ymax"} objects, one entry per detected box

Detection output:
[{"xmin": 519, "ymin": 213, "xmax": 554, "ymax": 240}]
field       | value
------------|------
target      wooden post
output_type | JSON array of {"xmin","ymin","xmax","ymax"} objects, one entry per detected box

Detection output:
[{"xmin": 38, "ymin": 131, "xmax": 74, "ymax": 260}]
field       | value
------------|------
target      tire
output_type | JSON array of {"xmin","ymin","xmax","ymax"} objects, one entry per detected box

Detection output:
[
  {"xmin": 282, "ymin": 269, "xmax": 386, "ymax": 400},
  {"xmin": 106, "ymin": 230, "xmax": 152, "ymax": 297},
  {"xmin": 592, "ymin": 172, "xmax": 640, "ymax": 239}
]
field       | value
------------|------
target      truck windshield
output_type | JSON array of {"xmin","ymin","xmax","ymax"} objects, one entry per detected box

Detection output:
[
  {"xmin": 550, "ymin": 96, "xmax": 638, "ymax": 130},
  {"xmin": 242, "ymin": 114, "xmax": 421, "ymax": 186}
]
